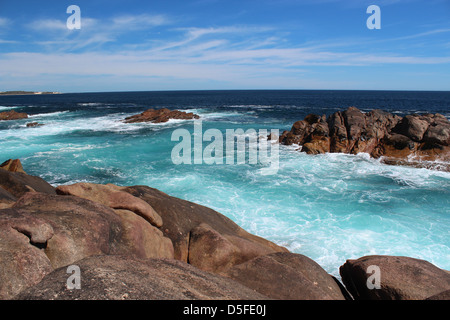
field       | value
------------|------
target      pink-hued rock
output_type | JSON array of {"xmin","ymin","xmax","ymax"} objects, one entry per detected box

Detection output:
[
  {"xmin": 225, "ymin": 252, "xmax": 347, "ymax": 300},
  {"xmin": 0, "ymin": 162, "xmax": 56, "ymax": 198},
  {"xmin": 0, "ymin": 110, "xmax": 28, "ymax": 121},
  {"xmin": 15, "ymin": 255, "xmax": 269, "ymax": 300},
  {"xmin": 124, "ymin": 108, "xmax": 199, "ymax": 124},
  {"xmin": 280, "ymin": 107, "xmax": 450, "ymax": 170},
  {"xmin": 339, "ymin": 255, "xmax": 450, "ymax": 300},
  {"xmin": 0, "ymin": 210, "xmax": 54, "ymax": 299},
  {"xmin": 123, "ymin": 185, "xmax": 288, "ymax": 272},
  {"xmin": 0, "ymin": 191, "xmax": 174, "ymax": 298},
  {"xmin": 56, "ymin": 183, "xmax": 162, "ymax": 227}
]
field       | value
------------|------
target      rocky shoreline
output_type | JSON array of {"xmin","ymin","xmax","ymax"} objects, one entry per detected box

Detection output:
[
  {"xmin": 3, "ymin": 106, "xmax": 448, "ymax": 171},
  {"xmin": 280, "ymin": 107, "xmax": 450, "ymax": 171},
  {"xmin": 0, "ymin": 159, "xmax": 449, "ymax": 300}
]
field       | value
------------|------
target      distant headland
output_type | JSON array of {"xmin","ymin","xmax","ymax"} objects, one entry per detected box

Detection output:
[{"xmin": 0, "ymin": 91, "xmax": 61, "ymax": 96}]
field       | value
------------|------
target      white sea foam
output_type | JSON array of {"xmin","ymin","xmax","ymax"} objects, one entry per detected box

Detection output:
[
  {"xmin": 140, "ymin": 149, "xmax": 449, "ymax": 277},
  {"xmin": 177, "ymin": 108, "xmax": 257, "ymax": 121},
  {"xmin": 28, "ymin": 110, "xmax": 70, "ymax": 118},
  {"xmin": 77, "ymin": 102, "xmax": 104, "ymax": 106},
  {"xmin": 228, "ymin": 104, "xmax": 273, "ymax": 109},
  {"xmin": 0, "ymin": 106, "xmax": 18, "ymax": 111},
  {"xmin": 0, "ymin": 113, "xmax": 129, "ymax": 139}
]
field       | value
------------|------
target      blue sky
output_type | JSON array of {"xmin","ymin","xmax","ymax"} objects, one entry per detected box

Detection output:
[{"xmin": 0, "ymin": 0, "xmax": 449, "ymax": 92}]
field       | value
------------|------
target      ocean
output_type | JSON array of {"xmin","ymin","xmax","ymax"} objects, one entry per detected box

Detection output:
[{"xmin": 1, "ymin": 90, "xmax": 449, "ymax": 277}]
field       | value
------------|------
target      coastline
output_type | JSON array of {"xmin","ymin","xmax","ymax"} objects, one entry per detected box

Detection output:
[
  {"xmin": 0, "ymin": 94, "xmax": 446, "ymax": 300},
  {"xmin": 0, "ymin": 91, "xmax": 61, "ymax": 96},
  {"xmin": 1, "ymin": 0, "xmax": 449, "ymax": 305},
  {"xmin": 1, "ymin": 159, "xmax": 449, "ymax": 300},
  {"xmin": 0, "ymin": 98, "xmax": 449, "ymax": 278}
]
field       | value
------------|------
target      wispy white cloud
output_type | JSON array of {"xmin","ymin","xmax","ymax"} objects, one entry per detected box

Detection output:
[
  {"xmin": 2, "ymin": 9, "xmax": 450, "ymax": 91},
  {"xmin": 390, "ymin": 28, "xmax": 450, "ymax": 41},
  {"xmin": 26, "ymin": 14, "xmax": 171, "ymax": 51},
  {"xmin": 0, "ymin": 17, "xmax": 10, "ymax": 27},
  {"xmin": 29, "ymin": 19, "xmax": 68, "ymax": 32},
  {"xmin": 23, "ymin": 11, "xmax": 450, "ymax": 68},
  {"xmin": 1, "ymin": 38, "xmax": 448, "ymax": 82},
  {"xmin": 29, "ymin": 14, "xmax": 169, "ymax": 34},
  {"xmin": 111, "ymin": 14, "xmax": 170, "ymax": 29},
  {"xmin": 0, "ymin": 39, "xmax": 17, "ymax": 44},
  {"xmin": 183, "ymin": 25, "xmax": 274, "ymax": 38}
]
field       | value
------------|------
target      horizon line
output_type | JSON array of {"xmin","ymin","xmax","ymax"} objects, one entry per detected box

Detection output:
[{"xmin": 2, "ymin": 88, "xmax": 450, "ymax": 96}]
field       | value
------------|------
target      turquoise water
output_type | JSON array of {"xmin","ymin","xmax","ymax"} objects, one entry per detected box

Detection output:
[{"xmin": 0, "ymin": 90, "xmax": 449, "ymax": 277}]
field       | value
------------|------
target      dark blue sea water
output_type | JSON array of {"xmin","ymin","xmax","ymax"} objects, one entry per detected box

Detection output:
[{"xmin": 1, "ymin": 90, "xmax": 449, "ymax": 276}]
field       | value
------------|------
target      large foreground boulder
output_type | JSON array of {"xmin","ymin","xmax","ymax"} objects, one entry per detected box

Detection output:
[
  {"xmin": 0, "ymin": 210, "xmax": 54, "ymax": 299},
  {"xmin": 225, "ymin": 252, "xmax": 347, "ymax": 300},
  {"xmin": 0, "ymin": 192, "xmax": 174, "ymax": 299},
  {"xmin": 339, "ymin": 255, "xmax": 450, "ymax": 300},
  {"xmin": 16, "ymin": 255, "xmax": 268, "ymax": 300}
]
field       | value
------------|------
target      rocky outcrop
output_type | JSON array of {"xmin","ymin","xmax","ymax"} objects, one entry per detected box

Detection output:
[
  {"xmin": 0, "ymin": 110, "xmax": 28, "ymax": 121},
  {"xmin": 0, "ymin": 191, "xmax": 174, "ymax": 299},
  {"xmin": 26, "ymin": 122, "xmax": 44, "ymax": 128},
  {"xmin": 55, "ymin": 182, "xmax": 286, "ymax": 275},
  {"xmin": 339, "ymin": 255, "xmax": 450, "ymax": 300},
  {"xmin": 16, "ymin": 255, "xmax": 268, "ymax": 300},
  {"xmin": 123, "ymin": 185, "xmax": 288, "ymax": 274},
  {"xmin": 0, "ymin": 163, "xmax": 286, "ymax": 299},
  {"xmin": 280, "ymin": 107, "xmax": 450, "ymax": 170},
  {"xmin": 124, "ymin": 108, "xmax": 200, "ymax": 124}
]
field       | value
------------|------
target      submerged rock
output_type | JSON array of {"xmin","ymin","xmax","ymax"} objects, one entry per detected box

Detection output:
[
  {"xmin": 26, "ymin": 122, "xmax": 44, "ymax": 128},
  {"xmin": 124, "ymin": 108, "xmax": 200, "ymax": 124}
]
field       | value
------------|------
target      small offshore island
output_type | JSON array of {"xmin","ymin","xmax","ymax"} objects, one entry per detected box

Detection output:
[{"xmin": 0, "ymin": 91, "xmax": 60, "ymax": 96}]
